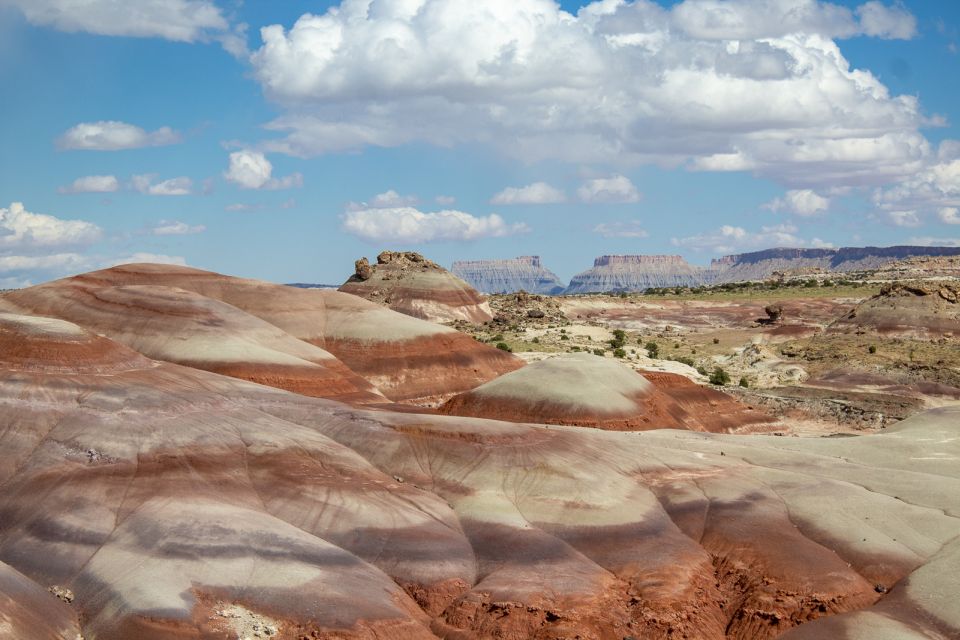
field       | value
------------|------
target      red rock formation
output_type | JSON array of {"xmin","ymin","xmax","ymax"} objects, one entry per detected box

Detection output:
[
  {"xmin": 340, "ymin": 251, "xmax": 494, "ymax": 324},
  {"xmin": 439, "ymin": 353, "xmax": 772, "ymax": 432},
  {"xmin": 2, "ymin": 281, "xmax": 386, "ymax": 404},
  {"xmin": 1, "ymin": 285, "xmax": 958, "ymax": 640},
  {"xmin": 642, "ymin": 370, "xmax": 775, "ymax": 432},
  {"xmin": 2, "ymin": 263, "xmax": 522, "ymax": 403},
  {"xmin": 829, "ymin": 281, "xmax": 960, "ymax": 338}
]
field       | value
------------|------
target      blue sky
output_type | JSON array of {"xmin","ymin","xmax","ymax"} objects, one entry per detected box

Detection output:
[{"xmin": 1, "ymin": 0, "xmax": 959, "ymax": 286}]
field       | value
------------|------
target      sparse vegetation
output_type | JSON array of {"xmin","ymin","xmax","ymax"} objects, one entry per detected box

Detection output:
[
  {"xmin": 593, "ymin": 348, "xmax": 605, "ymax": 356},
  {"xmin": 739, "ymin": 376, "xmax": 749, "ymax": 388},
  {"xmin": 645, "ymin": 341, "xmax": 659, "ymax": 358},
  {"xmin": 709, "ymin": 367, "xmax": 731, "ymax": 386},
  {"xmin": 869, "ymin": 345, "xmax": 877, "ymax": 354},
  {"xmin": 613, "ymin": 348, "xmax": 626, "ymax": 358},
  {"xmin": 495, "ymin": 342, "xmax": 512, "ymax": 352}
]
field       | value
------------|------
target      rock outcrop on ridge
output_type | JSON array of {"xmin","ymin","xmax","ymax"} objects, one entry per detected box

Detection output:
[
  {"xmin": 564, "ymin": 255, "xmax": 712, "ymax": 293},
  {"xmin": 0, "ymin": 263, "xmax": 522, "ymax": 404},
  {"xmin": 829, "ymin": 281, "xmax": 960, "ymax": 338},
  {"xmin": 451, "ymin": 255, "xmax": 566, "ymax": 294},
  {"xmin": 0, "ymin": 309, "xmax": 958, "ymax": 639},
  {"xmin": 340, "ymin": 251, "xmax": 493, "ymax": 324}
]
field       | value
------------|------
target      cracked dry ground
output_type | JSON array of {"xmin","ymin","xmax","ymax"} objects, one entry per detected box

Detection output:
[{"xmin": 1, "ymin": 317, "xmax": 958, "ymax": 639}]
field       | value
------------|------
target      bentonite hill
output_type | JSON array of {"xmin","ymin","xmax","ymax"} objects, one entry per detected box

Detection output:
[
  {"xmin": 6, "ymin": 3, "xmax": 960, "ymax": 639},
  {"xmin": 1, "ymin": 262, "xmax": 959, "ymax": 640}
]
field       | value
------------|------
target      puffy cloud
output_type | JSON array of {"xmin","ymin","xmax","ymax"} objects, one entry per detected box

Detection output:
[
  {"xmin": 224, "ymin": 150, "xmax": 303, "ymax": 190},
  {"xmin": 672, "ymin": 223, "xmax": 808, "ymax": 253},
  {"xmin": 856, "ymin": 1, "xmax": 917, "ymax": 40},
  {"xmin": 57, "ymin": 175, "xmax": 120, "ymax": 194},
  {"xmin": 57, "ymin": 121, "xmax": 181, "ymax": 151},
  {"xmin": 884, "ymin": 210, "xmax": 921, "ymax": 227},
  {"xmin": 0, "ymin": 253, "xmax": 91, "ymax": 273},
  {"xmin": 577, "ymin": 175, "xmax": 641, "ymax": 203},
  {"xmin": 873, "ymin": 146, "xmax": 960, "ymax": 214},
  {"xmin": 491, "ymin": 182, "xmax": 566, "ymax": 205},
  {"xmin": 593, "ymin": 220, "xmax": 649, "ymax": 238},
  {"xmin": 370, "ymin": 189, "xmax": 419, "ymax": 208},
  {"xmin": 250, "ymin": 0, "xmax": 926, "ymax": 188},
  {"xmin": 671, "ymin": 0, "xmax": 916, "ymax": 41},
  {"xmin": 2, "ymin": 0, "xmax": 229, "ymax": 42},
  {"xmin": 764, "ymin": 189, "xmax": 830, "ymax": 216},
  {"xmin": 132, "ymin": 175, "xmax": 193, "ymax": 196},
  {"xmin": 151, "ymin": 220, "xmax": 206, "ymax": 236},
  {"xmin": 0, "ymin": 202, "xmax": 102, "ymax": 250},
  {"xmin": 341, "ymin": 206, "xmax": 529, "ymax": 243},
  {"xmin": 939, "ymin": 207, "xmax": 960, "ymax": 225}
]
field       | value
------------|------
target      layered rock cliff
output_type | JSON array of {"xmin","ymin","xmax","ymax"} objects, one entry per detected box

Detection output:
[
  {"xmin": 451, "ymin": 256, "xmax": 566, "ymax": 294},
  {"xmin": 712, "ymin": 246, "xmax": 960, "ymax": 283},
  {"xmin": 564, "ymin": 255, "xmax": 712, "ymax": 293}
]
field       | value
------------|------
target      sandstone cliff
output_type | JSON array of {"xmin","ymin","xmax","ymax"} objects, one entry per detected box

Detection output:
[
  {"xmin": 564, "ymin": 254, "xmax": 712, "ymax": 293},
  {"xmin": 712, "ymin": 246, "xmax": 960, "ymax": 283},
  {"xmin": 451, "ymin": 255, "xmax": 566, "ymax": 294}
]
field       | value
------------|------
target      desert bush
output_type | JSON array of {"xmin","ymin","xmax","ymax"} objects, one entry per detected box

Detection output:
[
  {"xmin": 613, "ymin": 348, "xmax": 627, "ymax": 358},
  {"xmin": 495, "ymin": 342, "xmax": 512, "ymax": 352},
  {"xmin": 709, "ymin": 367, "xmax": 731, "ymax": 386},
  {"xmin": 645, "ymin": 341, "xmax": 659, "ymax": 358}
]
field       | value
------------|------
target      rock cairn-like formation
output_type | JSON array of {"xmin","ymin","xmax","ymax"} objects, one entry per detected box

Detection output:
[
  {"xmin": 564, "ymin": 255, "xmax": 712, "ymax": 293},
  {"xmin": 340, "ymin": 251, "xmax": 493, "ymax": 324},
  {"xmin": 451, "ymin": 256, "xmax": 566, "ymax": 294}
]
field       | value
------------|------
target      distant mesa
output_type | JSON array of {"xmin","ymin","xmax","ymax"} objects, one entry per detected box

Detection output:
[
  {"xmin": 563, "ymin": 246, "xmax": 960, "ymax": 294},
  {"xmin": 451, "ymin": 255, "xmax": 566, "ymax": 294},
  {"xmin": 339, "ymin": 250, "xmax": 494, "ymax": 324},
  {"xmin": 829, "ymin": 281, "xmax": 960, "ymax": 339},
  {"xmin": 564, "ymin": 255, "xmax": 709, "ymax": 294},
  {"xmin": 439, "ymin": 353, "xmax": 772, "ymax": 432}
]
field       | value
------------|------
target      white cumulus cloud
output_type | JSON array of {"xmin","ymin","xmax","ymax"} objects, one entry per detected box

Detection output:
[
  {"xmin": 491, "ymin": 182, "xmax": 567, "ymax": 205},
  {"xmin": 57, "ymin": 175, "xmax": 120, "ymax": 194},
  {"xmin": 672, "ymin": 223, "xmax": 808, "ymax": 253},
  {"xmin": 132, "ymin": 175, "xmax": 193, "ymax": 196},
  {"xmin": 0, "ymin": 202, "xmax": 102, "ymax": 250},
  {"xmin": 57, "ymin": 121, "xmax": 181, "ymax": 151},
  {"xmin": 224, "ymin": 150, "xmax": 303, "ymax": 190},
  {"xmin": 2, "ymin": 0, "xmax": 230, "ymax": 42},
  {"xmin": 341, "ymin": 207, "xmax": 529, "ymax": 243},
  {"xmin": 250, "ymin": 0, "xmax": 925, "ymax": 189},
  {"xmin": 939, "ymin": 207, "xmax": 960, "ymax": 225},
  {"xmin": 593, "ymin": 220, "xmax": 649, "ymax": 238},
  {"xmin": 151, "ymin": 220, "xmax": 206, "ymax": 236},
  {"xmin": 884, "ymin": 210, "xmax": 921, "ymax": 227},
  {"xmin": 577, "ymin": 175, "xmax": 641, "ymax": 204},
  {"xmin": 764, "ymin": 189, "xmax": 831, "ymax": 216}
]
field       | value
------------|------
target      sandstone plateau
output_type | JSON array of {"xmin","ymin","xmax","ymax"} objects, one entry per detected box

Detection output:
[
  {"xmin": 565, "ymin": 255, "xmax": 711, "ymax": 294},
  {"xmin": 451, "ymin": 256, "xmax": 566, "ymax": 295},
  {"xmin": 830, "ymin": 281, "xmax": 960, "ymax": 339},
  {"xmin": 1, "ymin": 265, "xmax": 959, "ymax": 640},
  {"xmin": 341, "ymin": 251, "xmax": 494, "ymax": 324}
]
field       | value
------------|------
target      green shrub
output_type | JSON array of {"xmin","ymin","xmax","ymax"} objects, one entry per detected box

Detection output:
[
  {"xmin": 713, "ymin": 337, "xmax": 720, "ymax": 344},
  {"xmin": 560, "ymin": 334, "xmax": 569, "ymax": 341},
  {"xmin": 645, "ymin": 341, "xmax": 659, "ymax": 359},
  {"xmin": 738, "ymin": 376, "xmax": 749, "ymax": 388},
  {"xmin": 495, "ymin": 342, "xmax": 512, "ymax": 352},
  {"xmin": 613, "ymin": 348, "xmax": 627, "ymax": 358},
  {"xmin": 709, "ymin": 367, "xmax": 731, "ymax": 386},
  {"xmin": 593, "ymin": 348, "xmax": 606, "ymax": 356},
  {"xmin": 868, "ymin": 345, "xmax": 877, "ymax": 354},
  {"xmin": 491, "ymin": 333, "xmax": 504, "ymax": 342},
  {"xmin": 669, "ymin": 355, "xmax": 696, "ymax": 367},
  {"xmin": 531, "ymin": 337, "xmax": 540, "ymax": 344},
  {"xmin": 697, "ymin": 366, "xmax": 708, "ymax": 376}
]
